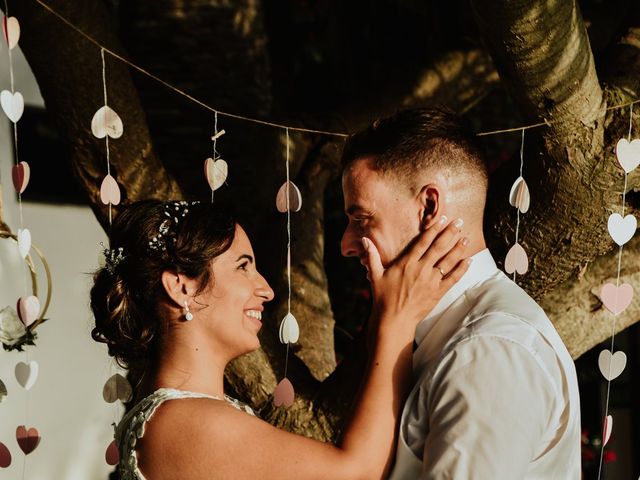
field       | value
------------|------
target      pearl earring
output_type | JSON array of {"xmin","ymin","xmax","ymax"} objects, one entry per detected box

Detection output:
[{"xmin": 184, "ymin": 300, "xmax": 193, "ymax": 321}]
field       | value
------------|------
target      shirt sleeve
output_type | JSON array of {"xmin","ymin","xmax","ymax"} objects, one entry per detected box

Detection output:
[{"xmin": 421, "ymin": 333, "xmax": 558, "ymax": 480}]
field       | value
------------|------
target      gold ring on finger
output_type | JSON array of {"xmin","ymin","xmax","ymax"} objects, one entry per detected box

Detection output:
[{"xmin": 435, "ymin": 266, "xmax": 446, "ymax": 277}]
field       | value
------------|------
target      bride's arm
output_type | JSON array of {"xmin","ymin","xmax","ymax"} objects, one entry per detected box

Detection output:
[{"xmin": 142, "ymin": 219, "xmax": 468, "ymax": 480}]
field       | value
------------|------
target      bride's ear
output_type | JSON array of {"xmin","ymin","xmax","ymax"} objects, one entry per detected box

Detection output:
[{"xmin": 161, "ymin": 270, "xmax": 196, "ymax": 308}]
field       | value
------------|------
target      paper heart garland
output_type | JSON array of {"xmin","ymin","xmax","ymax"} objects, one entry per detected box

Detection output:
[
  {"xmin": 204, "ymin": 157, "xmax": 228, "ymax": 191},
  {"xmin": 91, "ymin": 106, "xmax": 123, "ymax": 139},
  {"xmin": 0, "ymin": 442, "xmax": 10, "ymax": 468},
  {"xmin": 505, "ymin": 243, "xmax": 528, "ymax": 275},
  {"xmin": 15, "ymin": 361, "xmax": 38, "ymax": 391},
  {"xmin": 0, "ymin": 90, "xmax": 23, "ymax": 123},
  {"xmin": 509, "ymin": 176, "xmax": 530, "ymax": 214},
  {"xmin": 598, "ymin": 349, "xmax": 627, "ymax": 381},
  {"xmin": 276, "ymin": 181, "xmax": 302, "ymax": 213},
  {"xmin": 17, "ymin": 228, "xmax": 31, "ymax": 258},
  {"xmin": 607, "ymin": 213, "xmax": 637, "ymax": 246},
  {"xmin": 105, "ymin": 440, "xmax": 119, "ymax": 466},
  {"xmin": 2, "ymin": 16, "xmax": 20, "ymax": 50},
  {"xmin": 16, "ymin": 426, "xmax": 40, "ymax": 455},
  {"xmin": 600, "ymin": 282, "xmax": 633, "ymax": 315},
  {"xmin": 0, "ymin": 379, "xmax": 6, "ymax": 402},
  {"xmin": 603, "ymin": 415, "xmax": 613, "ymax": 447},
  {"xmin": 17, "ymin": 295, "xmax": 40, "ymax": 327},
  {"xmin": 273, "ymin": 377, "xmax": 294, "ymax": 407},
  {"xmin": 279, "ymin": 312, "xmax": 300, "ymax": 344},
  {"xmin": 103, "ymin": 373, "xmax": 132, "ymax": 403},
  {"xmin": 100, "ymin": 174, "xmax": 121, "ymax": 206},
  {"xmin": 12, "ymin": 161, "xmax": 30, "ymax": 194},
  {"xmin": 616, "ymin": 138, "xmax": 640, "ymax": 174}
]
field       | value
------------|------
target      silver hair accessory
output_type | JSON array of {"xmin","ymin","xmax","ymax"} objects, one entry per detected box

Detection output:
[
  {"xmin": 101, "ymin": 243, "xmax": 126, "ymax": 274},
  {"xmin": 148, "ymin": 201, "xmax": 200, "ymax": 253}
]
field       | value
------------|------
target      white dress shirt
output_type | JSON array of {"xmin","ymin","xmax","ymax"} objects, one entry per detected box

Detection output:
[{"xmin": 388, "ymin": 249, "xmax": 581, "ymax": 479}]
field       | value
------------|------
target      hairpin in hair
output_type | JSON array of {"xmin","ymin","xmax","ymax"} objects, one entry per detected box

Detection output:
[
  {"xmin": 101, "ymin": 244, "xmax": 126, "ymax": 274},
  {"xmin": 148, "ymin": 201, "xmax": 200, "ymax": 253}
]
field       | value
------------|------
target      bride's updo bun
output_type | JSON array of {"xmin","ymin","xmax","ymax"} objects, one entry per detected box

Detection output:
[{"xmin": 90, "ymin": 200, "xmax": 236, "ymax": 369}]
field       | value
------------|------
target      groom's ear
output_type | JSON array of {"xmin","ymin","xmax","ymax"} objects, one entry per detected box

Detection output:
[{"xmin": 418, "ymin": 184, "xmax": 442, "ymax": 230}]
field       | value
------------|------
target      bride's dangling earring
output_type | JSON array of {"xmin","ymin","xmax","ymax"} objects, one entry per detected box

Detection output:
[{"xmin": 184, "ymin": 300, "xmax": 194, "ymax": 321}]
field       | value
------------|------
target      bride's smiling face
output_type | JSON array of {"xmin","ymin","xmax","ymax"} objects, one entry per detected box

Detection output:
[{"xmin": 195, "ymin": 225, "xmax": 274, "ymax": 358}]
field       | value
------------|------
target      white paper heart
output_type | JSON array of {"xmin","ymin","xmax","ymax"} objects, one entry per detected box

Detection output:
[
  {"xmin": 509, "ymin": 176, "xmax": 530, "ymax": 214},
  {"xmin": 102, "ymin": 373, "xmax": 132, "ymax": 403},
  {"xmin": 276, "ymin": 181, "xmax": 302, "ymax": 213},
  {"xmin": 1, "ymin": 90, "xmax": 24, "ymax": 123},
  {"xmin": 616, "ymin": 138, "xmax": 640, "ymax": 174},
  {"xmin": 17, "ymin": 296, "xmax": 40, "ymax": 327},
  {"xmin": 603, "ymin": 415, "xmax": 613, "ymax": 447},
  {"xmin": 607, "ymin": 213, "xmax": 637, "ymax": 246},
  {"xmin": 598, "ymin": 349, "xmax": 627, "ymax": 381},
  {"xmin": 3, "ymin": 16, "xmax": 20, "ymax": 50},
  {"xmin": 273, "ymin": 377, "xmax": 294, "ymax": 407},
  {"xmin": 204, "ymin": 157, "xmax": 228, "ymax": 191},
  {"xmin": 91, "ymin": 106, "xmax": 124, "ymax": 139},
  {"xmin": 17, "ymin": 228, "xmax": 31, "ymax": 258},
  {"xmin": 279, "ymin": 312, "xmax": 300, "ymax": 344},
  {"xmin": 15, "ymin": 361, "xmax": 38, "ymax": 390},
  {"xmin": 100, "ymin": 175, "xmax": 121, "ymax": 205},
  {"xmin": 505, "ymin": 243, "xmax": 528, "ymax": 275}
]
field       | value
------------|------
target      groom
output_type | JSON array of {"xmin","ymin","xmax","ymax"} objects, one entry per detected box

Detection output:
[{"xmin": 340, "ymin": 107, "xmax": 581, "ymax": 479}]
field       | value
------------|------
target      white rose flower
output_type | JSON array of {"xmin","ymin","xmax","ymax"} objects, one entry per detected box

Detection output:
[{"xmin": 0, "ymin": 306, "xmax": 26, "ymax": 346}]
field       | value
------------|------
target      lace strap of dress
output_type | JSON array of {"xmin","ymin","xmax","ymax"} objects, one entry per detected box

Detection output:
[{"xmin": 115, "ymin": 388, "xmax": 255, "ymax": 480}]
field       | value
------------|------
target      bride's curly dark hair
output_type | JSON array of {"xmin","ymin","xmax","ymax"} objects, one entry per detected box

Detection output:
[{"xmin": 90, "ymin": 200, "xmax": 236, "ymax": 370}]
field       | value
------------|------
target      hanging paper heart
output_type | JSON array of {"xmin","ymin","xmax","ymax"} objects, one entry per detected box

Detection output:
[
  {"xmin": 0, "ymin": 442, "xmax": 10, "ymax": 468},
  {"xmin": 276, "ymin": 181, "xmax": 302, "ymax": 213},
  {"xmin": 91, "ymin": 106, "xmax": 124, "ymax": 139},
  {"xmin": 273, "ymin": 377, "xmax": 294, "ymax": 407},
  {"xmin": 16, "ymin": 426, "xmax": 40, "ymax": 455},
  {"xmin": 105, "ymin": 439, "xmax": 119, "ymax": 466},
  {"xmin": 0, "ymin": 90, "xmax": 24, "ymax": 123},
  {"xmin": 12, "ymin": 161, "xmax": 30, "ymax": 194},
  {"xmin": 600, "ymin": 282, "xmax": 633, "ymax": 315},
  {"xmin": 17, "ymin": 295, "xmax": 40, "ymax": 327},
  {"xmin": 102, "ymin": 373, "xmax": 133, "ymax": 403},
  {"xmin": 15, "ymin": 361, "xmax": 38, "ymax": 390},
  {"xmin": 607, "ymin": 213, "xmax": 637, "ymax": 246},
  {"xmin": 100, "ymin": 174, "xmax": 121, "ymax": 206},
  {"xmin": 603, "ymin": 415, "xmax": 613, "ymax": 447},
  {"xmin": 504, "ymin": 243, "xmax": 528, "ymax": 275},
  {"xmin": 17, "ymin": 228, "xmax": 31, "ymax": 259},
  {"xmin": 2, "ymin": 16, "xmax": 20, "ymax": 50},
  {"xmin": 204, "ymin": 157, "xmax": 228, "ymax": 191},
  {"xmin": 508, "ymin": 176, "xmax": 530, "ymax": 214},
  {"xmin": 0, "ymin": 379, "xmax": 6, "ymax": 402},
  {"xmin": 616, "ymin": 138, "xmax": 640, "ymax": 174},
  {"xmin": 598, "ymin": 349, "xmax": 627, "ymax": 381},
  {"xmin": 278, "ymin": 312, "xmax": 300, "ymax": 344}
]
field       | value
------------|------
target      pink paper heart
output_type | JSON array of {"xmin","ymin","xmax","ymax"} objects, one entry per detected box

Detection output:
[
  {"xmin": 600, "ymin": 282, "xmax": 633, "ymax": 315},
  {"xmin": 105, "ymin": 440, "xmax": 119, "ymax": 466},
  {"xmin": 603, "ymin": 415, "xmax": 613, "ymax": 447},
  {"xmin": 100, "ymin": 174, "xmax": 121, "ymax": 206},
  {"xmin": 2, "ymin": 16, "xmax": 20, "ymax": 50},
  {"xmin": 273, "ymin": 377, "xmax": 294, "ymax": 407},
  {"xmin": 16, "ymin": 426, "xmax": 40, "ymax": 455},
  {"xmin": 509, "ymin": 176, "xmax": 530, "ymax": 214},
  {"xmin": 12, "ymin": 161, "xmax": 30, "ymax": 194},
  {"xmin": 91, "ymin": 106, "xmax": 123, "ymax": 139},
  {"xmin": 276, "ymin": 181, "xmax": 302, "ymax": 213},
  {"xmin": 505, "ymin": 243, "xmax": 528, "ymax": 275},
  {"xmin": 0, "ymin": 442, "xmax": 11, "ymax": 468},
  {"xmin": 17, "ymin": 296, "xmax": 39, "ymax": 327}
]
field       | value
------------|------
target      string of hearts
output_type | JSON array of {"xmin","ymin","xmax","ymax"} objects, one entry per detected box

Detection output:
[
  {"xmin": 594, "ymin": 105, "xmax": 638, "ymax": 480},
  {"xmin": 0, "ymin": 6, "xmax": 44, "ymax": 470}
]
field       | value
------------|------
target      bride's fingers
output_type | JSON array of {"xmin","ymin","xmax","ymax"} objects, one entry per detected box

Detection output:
[
  {"xmin": 361, "ymin": 237, "xmax": 383, "ymax": 283},
  {"xmin": 403, "ymin": 215, "xmax": 449, "ymax": 264},
  {"xmin": 438, "ymin": 257, "xmax": 472, "ymax": 289},
  {"xmin": 419, "ymin": 219, "xmax": 464, "ymax": 266},
  {"xmin": 432, "ymin": 236, "xmax": 469, "ymax": 278}
]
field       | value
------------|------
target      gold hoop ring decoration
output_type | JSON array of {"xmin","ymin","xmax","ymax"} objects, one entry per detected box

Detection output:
[
  {"xmin": 0, "ymin": 229, "xmax": 53, "ymax": 347},
  {"xmin": 435, "ymin": 266, "xmax": 446, "ymax": 278}
]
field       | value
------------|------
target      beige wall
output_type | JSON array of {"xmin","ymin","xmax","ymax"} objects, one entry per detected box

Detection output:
[{"xmin": 0, "ymin": 47, "xmax": 119, "ymax": 480}]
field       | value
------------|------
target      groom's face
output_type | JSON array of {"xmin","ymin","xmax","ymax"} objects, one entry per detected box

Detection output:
[{"xmin": 341, "ymin": 157, "xmax": 420, "ymax": 270}]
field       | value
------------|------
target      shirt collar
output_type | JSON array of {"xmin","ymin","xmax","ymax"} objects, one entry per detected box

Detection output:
[{"xmin": 414, "ymin": 248, "xmax": 498, "ymax": 345}]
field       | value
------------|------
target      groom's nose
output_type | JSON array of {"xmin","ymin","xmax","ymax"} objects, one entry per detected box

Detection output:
[{"xmin": 341, "ymin": 225, "xmax": 362, "ymax": 258}]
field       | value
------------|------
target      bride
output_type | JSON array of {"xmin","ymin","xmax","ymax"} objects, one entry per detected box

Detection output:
[{"xmin": 91, "ymin": 200, "xmax": 468, "ymax": 479}]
